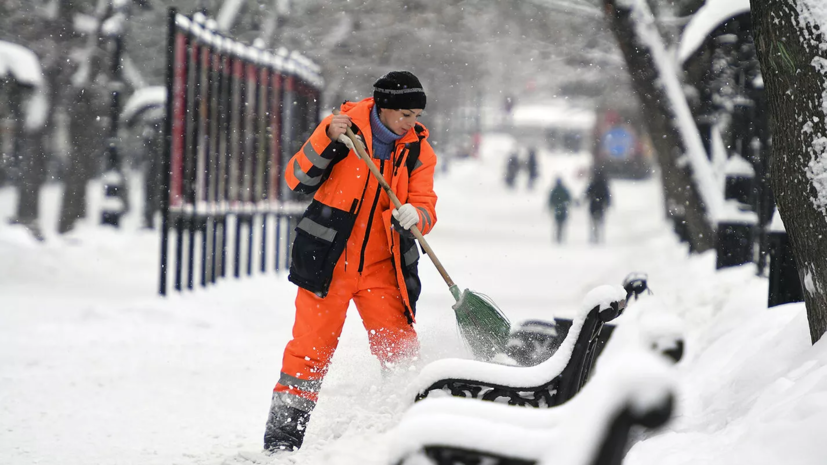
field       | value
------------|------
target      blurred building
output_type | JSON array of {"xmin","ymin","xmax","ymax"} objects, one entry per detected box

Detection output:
[{"xmin": 505, "ymin": 101, "xmax": 595, "ymax": 153}]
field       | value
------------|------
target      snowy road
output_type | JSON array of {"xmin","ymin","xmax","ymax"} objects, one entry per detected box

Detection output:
[{"xmin": 2, "ymin": 133, "xmax": 825, "ymax": 465}]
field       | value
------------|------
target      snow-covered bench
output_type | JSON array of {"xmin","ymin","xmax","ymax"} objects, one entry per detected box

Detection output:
[
  {"xmin": 390, "ymin": 348, "xmax": 675, "ymax": 465},
  {"xmin": 503, "ymin": 273, "xmax": 653, "ymax": 367},
  {"xmin": 412, "ymin": 285, "xmax": 628, "ymax": 407},
  {"xmin": 540, "ymin": 313, "xmax": 683, "ymax": 367},
  {"xmin": 505, "ymin": 272, "xmax": 682, "ymax": 368}
]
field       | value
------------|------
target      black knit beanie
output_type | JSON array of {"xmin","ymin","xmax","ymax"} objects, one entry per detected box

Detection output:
[{"xmin": 373, "ymin": 71, "xmax": 427, "ymax": 110}]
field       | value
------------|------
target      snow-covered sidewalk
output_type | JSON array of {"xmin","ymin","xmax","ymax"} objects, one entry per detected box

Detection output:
[{"xmin": 1, "ymin": 134, "xmax": 825, "ymax": 465}]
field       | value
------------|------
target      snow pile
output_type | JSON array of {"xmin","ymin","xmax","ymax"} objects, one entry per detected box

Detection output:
[
  {"xmin": 724, "ymin": 153, "xmax": 755, "ymax": 177},
  {"xmin": 626, "ymin": 299, "xmax": 827, "ymax": 465},
  {"xmin": 0, "ymin": 40, "xmax": 48, "ymax": 130},
  {"xmin": 769, "ymin": 208, "xmax": 786, "ymax": 233},
  {"xmin": 1, "ymin": 130, "xmax": 826, "ymax": 465},
  {"xmin": 542, "ymin": 349, "xmax": 675, "ymax": 465},
  {"xmin": 678, "ymin": 0, "xmax": 750, "ymax": 64},
  {"xmin": 798, "ymin": 1, "xmax": 827, "ymax": 215},
  {"xmin": 0, "ymin": 41, "xmax": 44, "ymax": 87},
  {"xmin": 582, "ymin": 283, "xmax": 628, "ymax": 315},
  {"xmin": 391, "ymin": 412, "xmax": 559, "ymax": 464},
  {"xmin": 23, "ymin": 89, "xmax": 48, "ymax": 131},
  {"xmin": 389, "ymin": 347, "xmax": 676, "ymax": 465},
  {"xmin": 603, "ymin": 294, "xmax": 686, "ymax": 366},
  {"xmin": 798, "ymin": 0, "xmax": 827, "ymax": 43},
  {"xmin": 121, "ymin": 86, "xmax": 167, "ymax": 124},
  {"xmin": 101, "ymin": 11, "xmax": 126, "ymax": 37},
  {"xmin": 216, "ymin": 0, "xmax": 246, "ymax": 32}
]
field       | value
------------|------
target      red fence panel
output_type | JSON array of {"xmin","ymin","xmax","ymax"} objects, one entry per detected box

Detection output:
[
  {"xmin": 170, "ymin": 31, "xmax": 188, "ymax": 209},
  {"xmin": 159, "ymin": 9, "xmax": 323, "ymax": 296}
]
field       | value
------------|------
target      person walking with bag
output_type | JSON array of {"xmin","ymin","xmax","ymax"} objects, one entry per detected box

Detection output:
[{"xmin": 263, "ymin": 71, "xmax": 438, "ymax": 453}]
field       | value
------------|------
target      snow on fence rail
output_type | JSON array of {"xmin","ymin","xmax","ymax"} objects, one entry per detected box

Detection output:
[{"xmin": 159, "ymin": 8, "xmax": 323, "ymax": 295}]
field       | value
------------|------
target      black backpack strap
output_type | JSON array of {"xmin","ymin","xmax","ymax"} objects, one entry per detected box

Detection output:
[{"xmin": 405, "ymin": 124, "xmax": 427, "ymax": 174}]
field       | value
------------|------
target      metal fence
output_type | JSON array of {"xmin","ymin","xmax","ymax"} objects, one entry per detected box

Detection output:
[{"xmin": 159, "ymin": 9, "xmax": 323, "ymax": 295}]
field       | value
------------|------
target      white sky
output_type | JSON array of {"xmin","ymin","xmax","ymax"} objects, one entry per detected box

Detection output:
[{"xmin": 2, "ymin": 131, "xmax": 825, "ymax": 465}]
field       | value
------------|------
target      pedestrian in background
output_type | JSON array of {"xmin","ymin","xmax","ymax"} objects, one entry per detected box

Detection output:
[
  {"xmin": 584, "ymin": 168, "xmax": 611, "ymax": 243},
  {"xmin": 548, "ymin": 177, "xmax": 572, "ymax": 244},
  {"xmin": 504, "ymin": 149, "xmax": 520, "ymax": 189},
  {"xmin": 525, "ymin": 147, "xmax": 539, "ymax": 190}
]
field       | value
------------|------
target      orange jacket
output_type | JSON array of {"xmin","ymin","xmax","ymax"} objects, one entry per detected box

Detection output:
[{"xmin": 285, "ymin": 98, "xmax": 438, "ymax": 316}]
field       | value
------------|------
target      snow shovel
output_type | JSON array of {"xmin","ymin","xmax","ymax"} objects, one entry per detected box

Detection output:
[{"xmin": 333, "ymin": 111, "xmax": 510, "ymax": 360}]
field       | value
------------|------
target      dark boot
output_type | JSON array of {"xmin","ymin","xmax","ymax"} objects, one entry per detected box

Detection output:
[{"xmin": 263, "ymin": 393, "xmax": 312, "ymax": 453}]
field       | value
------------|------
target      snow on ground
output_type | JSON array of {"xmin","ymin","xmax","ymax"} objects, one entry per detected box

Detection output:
[{"xmin": 1, "ymin": 133, "xmax": 825, "ymax": 465}]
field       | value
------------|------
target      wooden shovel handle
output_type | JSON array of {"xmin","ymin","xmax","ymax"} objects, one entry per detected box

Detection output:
[{"xmin": 332, "ymin": 109, "xmax": 456, "ymax": 288}]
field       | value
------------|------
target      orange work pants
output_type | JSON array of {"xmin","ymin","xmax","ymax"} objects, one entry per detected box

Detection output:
[{"xmin": 274, "ymin": 256, "xmax": 418, "ymax": 406}]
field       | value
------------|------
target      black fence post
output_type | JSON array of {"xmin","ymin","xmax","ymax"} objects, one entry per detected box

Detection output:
[
  {"xmin": 234, "ymin": 213, "xmax": 243, "ymax": 278},
  {"xmin": 716, "ymin": 221, "xmax": 754, "ymax": 269},
  {"xmin": 768, "ymin": 227, "xmax": 804, "ymax": 307},
  {"xmin": 716, "ymin": 155, "xmax": 757, "ymax": 269},
  {"xmin": 247, "ymin": 214, "xmax": 255, "ymax": 277},
  {"xmin": 261, "ymin": 213, "xmax": 269, "ymax": 273},
  {"xmin": 220, "ymin": 214, "xmax": 228, "ymax": 278},
  {"xmin": 198, "ymin": 26, "xmax": 214, "ymax": 289},
  {"xmin": 751, "ymin": 90, "xmax": 773, "ymax": 276},
  {"xmin": 209, "ymin": 48, "xmax": 222, "ymax": 284},
  {"xmin": 207, "ymin": 31, "xmax": 222, "ymax": 286},
  {"xmin": 258, "ymin": 57, "xmax": 269, "ymax": 274},
  {"xmin": 200, "ymin": 216, "xmax": 209, "ymax": 288},
  {"xmin": 724, "ymin": 170, "xmax": 754, "ymax": 208},
  {"xmin": 175, "ymin": 213, "xmax": 185, "ymax": 291},
  {"xmin": 220, "ymin": 48, "xmax": 232, "ymax": 281},
  {"xmin": 159, "ymin": 8, "xmax": 177, "ymax": 296}
]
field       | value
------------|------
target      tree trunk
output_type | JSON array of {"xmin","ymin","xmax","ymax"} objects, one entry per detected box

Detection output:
[
  {"xmin": 14, "ymin": 125, "xmax": 47, "ymax": 239},
  {"xmin": 3, "ymin": 82, "xmax": 43, "ymax": 240},
  {"xmin": 58, "ymin": 89, "xmax": 104, "ymax": 234},
  {"xmin": 752, "ymin": 0, "xmax": 827, "ymax": 343},
  {"xmin": 56, "ymin": 0, "xmax": 113, "ymax": 234},
  {"xmin": 5, "ymin": 84, "xmax": 25, "ymax": 187},
  {"xmin": 603, "ymin": 0, "xmax": 715, "ymax": 253}
]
